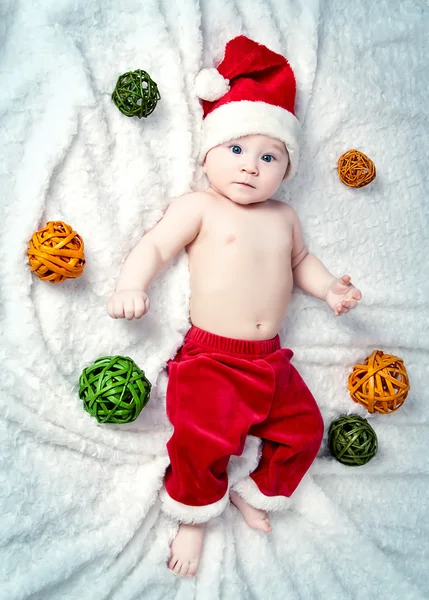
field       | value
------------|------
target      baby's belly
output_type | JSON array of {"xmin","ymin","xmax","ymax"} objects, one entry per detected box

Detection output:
[{"xmin": 188, "ymin": 262, "xmax": 293, "ymax": 341}]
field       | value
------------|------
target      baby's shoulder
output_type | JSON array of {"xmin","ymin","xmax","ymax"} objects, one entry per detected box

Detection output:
[
  {"xmin": 268, "ymin": 199, "xmax": 298, "ymax": 222},
  {"xmin": 180, "ymin": 189, "xmax": 224, "ymax": 220},
  {"xmin": 171, "ymin": 191, "xmax": 212, "ymax": 217}
]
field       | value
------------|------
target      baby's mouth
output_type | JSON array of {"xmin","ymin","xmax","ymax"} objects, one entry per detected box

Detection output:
[{"xmin": 235, "ymin": 182, "xmax": 255, "ymax": 188}]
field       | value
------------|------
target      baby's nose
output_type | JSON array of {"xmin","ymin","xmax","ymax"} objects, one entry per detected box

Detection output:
[{"xmin": 241, "ymin": 161, "xmax": 258, "ymax": 175}]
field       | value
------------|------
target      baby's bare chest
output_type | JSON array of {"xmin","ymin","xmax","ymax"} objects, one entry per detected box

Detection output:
[{"xmin": 188, "ymin": 204, "xmax": 293, "ymax": 267}]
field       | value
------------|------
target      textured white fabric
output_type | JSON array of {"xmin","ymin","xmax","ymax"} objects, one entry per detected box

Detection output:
[{"xmin": 1, "ymin": 0, "xmax": 429, "ymax": 598}]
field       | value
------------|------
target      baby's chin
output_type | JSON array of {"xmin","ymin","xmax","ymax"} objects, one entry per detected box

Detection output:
[
  {"xmin": 223, "ymin": 185, "xmax": 270, "ymax": 205},
  {"xmin": 207, "ymin": 182, "xmax": 270, "ymax": 205},
  {"xmin": 226, "ymin": 192, "xmax": 270, "ymax": 206},
  {"xmin": 228, "ymin": 196, "xmax": 268, "ymax": 206}
]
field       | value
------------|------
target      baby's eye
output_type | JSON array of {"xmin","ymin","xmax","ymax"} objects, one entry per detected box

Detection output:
[
  {"xmin": 262, "ymin": 154, "xmax": 275, "ymax": 163},
  {"xmin": 230, "ymin": 145, "xmax": 242, "ymax": 155}
]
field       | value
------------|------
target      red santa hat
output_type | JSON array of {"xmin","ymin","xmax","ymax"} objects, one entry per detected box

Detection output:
[{"xmin": 196, "ymin": 35, "xmax": 301, "ymax": 180}]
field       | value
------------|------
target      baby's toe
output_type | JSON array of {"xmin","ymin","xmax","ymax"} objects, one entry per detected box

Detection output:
[
  {"xmin": 173, "ymin": 560, "xmax": 183, "ymax": 575},
  {"xmin": 178, "ymin": 561, "xmax": 190, "ymax": 577},
  {"xmin": 187, "ymin": 561, "xmax": 198, "ymax": 577},
  {"xmin": 168, "ymin": 556, "xmax": 178, "ymax": 571}
]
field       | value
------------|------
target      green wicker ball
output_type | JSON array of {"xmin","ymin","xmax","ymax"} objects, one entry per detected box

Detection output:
[
  {"xmin": 79, "ymin": 355, "xmax": 151, "ymax": 424},
  {"xmin": 328, "ymin": 415, "xmax": 378, "ymax": 466},
  {"xmin": 112, "ymin": 69, "xmax": 161, "ymax": 118}
]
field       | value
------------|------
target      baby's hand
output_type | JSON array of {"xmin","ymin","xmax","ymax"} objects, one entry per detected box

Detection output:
[
  {"xmin": 107, "ymin": 290, "xmax": 150, "ymax": 320},
  {"xmin": 325, "ymin": 275, "xmax": 362, "ymax": 317}
]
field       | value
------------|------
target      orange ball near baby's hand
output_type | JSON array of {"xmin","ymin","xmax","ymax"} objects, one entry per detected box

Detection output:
[
  {"xmin": 348, "ymin": 350, "xmax": 410, "ymax": 414},
  {"xmin": 27, "ymin": 221, "xmax": 86, "ymax": 283}
]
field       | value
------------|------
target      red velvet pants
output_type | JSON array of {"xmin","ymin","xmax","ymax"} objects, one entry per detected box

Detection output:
[{"xmin": 163, "ymin": 326, "xmax": 324, "ymax": 521}]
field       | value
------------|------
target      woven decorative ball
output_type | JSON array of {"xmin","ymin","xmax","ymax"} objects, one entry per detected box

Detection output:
[
  {"xmin": 79, "ymin": 356, "xmax": 151, "ymax": 424},
  {"xmin": 112, "ymin": 69, "xmax": 161, "ymax": 118},
  {"xmin": 328, "ymin": 415, "xmax": 378, "ymax": 466},
  {"xmin": 338, "ymin": 149, "xmax": 376, "ymax": 188},
  {"xmin": 348, "ymin": 350, "xmax": 410, "ymax": 414},
  {"xmin": 28, "ymin": 221, "xmax": 85, "ymax": 283}
]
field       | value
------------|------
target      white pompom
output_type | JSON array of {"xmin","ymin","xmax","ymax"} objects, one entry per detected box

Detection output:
[{"xmin": 195, "ymin": 68, "xmax": 230, "ymax": 101}]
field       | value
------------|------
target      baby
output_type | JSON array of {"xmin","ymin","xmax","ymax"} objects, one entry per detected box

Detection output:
[{"xmin": 108, "ymin": 36, "xmax": 362, "ymax": 578}]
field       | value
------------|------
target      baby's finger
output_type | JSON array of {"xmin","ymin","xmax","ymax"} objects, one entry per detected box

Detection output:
[
  {"xmin": 334, "ymin": 303, "xmax": 343, "ymax": 316},
  {"xmin": 353, "ymin": 289, "xmax": 362, "ymax": 301},
  {"xmin": 112, "ymin": 298, "xmax": 125, "ymax": 319},
  {"xmin": 123, "ymin": 298, "xmax": 135, "ymax": 320},
  {"xmin": 332, "ymin": 275, "xmax": 352, "ymax": 294},
  {"xmin": 134, "ymin": 297, "xmax": 146, "ymax": 319},
  {"xmin": 107, "ymin": 297, "xmax": 116, "ymax": 318},
  {"xmin": 144, "ymin": 295, "xmax": 150, "ymax": 312}
]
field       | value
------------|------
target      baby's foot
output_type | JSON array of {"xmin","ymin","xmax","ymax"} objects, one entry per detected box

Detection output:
[
  {"xmin": 230, "ymin": 489, "xmax": 272, "ymax": 533},
  {"xmin": 168, "ymin": 523, "xmax": 205, "ymax": 577}
]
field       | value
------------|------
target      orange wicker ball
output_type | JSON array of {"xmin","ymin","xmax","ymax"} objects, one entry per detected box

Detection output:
[
  {"xmin": 348, "ymin": 350, "xmax": 410, "ymax": 414},
  {"xmin": 28, "ymin": 221, "xmax": 86, "ymax": 283},
  {"xmin": 338, "ymin": 149, "xmax": 376, "ymax": 188}
]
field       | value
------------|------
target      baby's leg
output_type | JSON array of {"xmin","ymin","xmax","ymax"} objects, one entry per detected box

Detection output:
[
  {"xmin": 229, "ymin": 490, "xmax": 272, "ymax": 533},
  {"xmin": 168, "ymin": 522, "xmax": 205, "ymax": 577},
  {"xmin": 248, "ymin": 349, "xmax": 324, "ymax": 499}
]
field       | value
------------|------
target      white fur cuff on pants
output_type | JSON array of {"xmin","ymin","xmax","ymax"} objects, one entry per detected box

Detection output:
[
  {"xmin": 231, "ymin": 477, "xmax": 292, "ymax": 512},
  {"xmin": 159, "ymin": 486, "xmax": 229, "ymax": 524}
]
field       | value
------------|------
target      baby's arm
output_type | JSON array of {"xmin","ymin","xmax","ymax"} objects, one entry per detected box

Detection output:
[
  {"xmin": 108, "ymin": 193, "xmax": 204, "ymax": 320},
  {"xmin": 289, "ymin": 208, "xmax": 362, "ymax": 316}
]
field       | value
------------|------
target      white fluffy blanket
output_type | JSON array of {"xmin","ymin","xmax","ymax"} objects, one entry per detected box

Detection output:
[{"xmin": 1, "ymin": 0, "xmax": 429, "ymax": 598}]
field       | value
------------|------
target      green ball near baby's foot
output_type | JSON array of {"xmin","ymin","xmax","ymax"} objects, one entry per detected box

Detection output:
[
  {"xmin": 79, "ymin": 355, "xmax": 151, "ymax": 423},
  {"xmin": 328, "ymin": 415, "xmax": 378, "ymax": 466}
]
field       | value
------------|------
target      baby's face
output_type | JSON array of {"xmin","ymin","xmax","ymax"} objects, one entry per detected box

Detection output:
[{"xmin": 203, "ymin": 134, "xmax": 289, "ymax": 205}]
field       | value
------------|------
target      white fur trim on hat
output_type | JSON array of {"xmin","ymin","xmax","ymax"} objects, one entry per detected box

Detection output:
[
  {"xmin": 159, "ymin": 486, "xmax": 229, "ymax": 524},
  {"xmin": 199, "ymin": 100, "xmax": 301, "ymax": 180},
  {"xmin": 195, "ymin": 68, "xmax": 230, "ymax": 102},
  {"xmin": 231, "ymin": 476, "xmax": 292, "ymax": 512}
]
